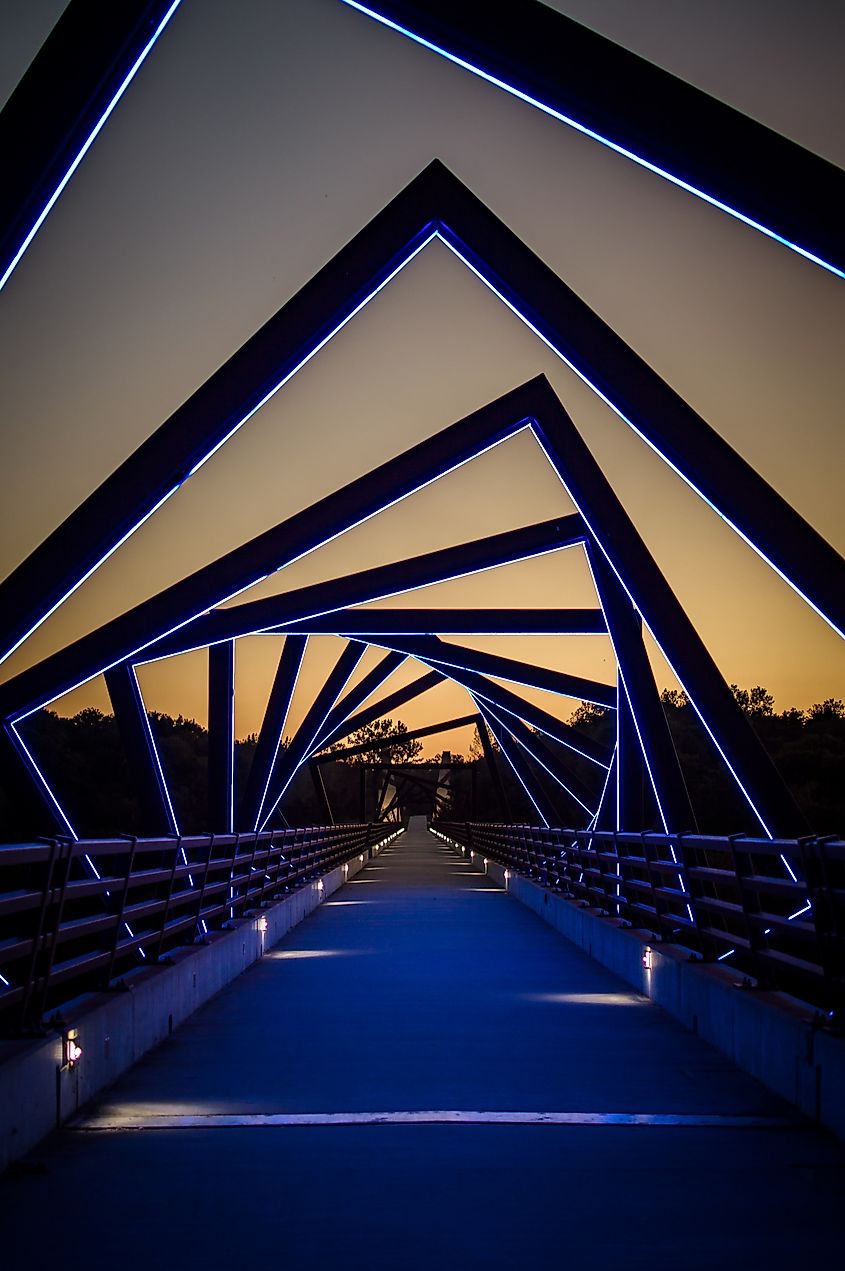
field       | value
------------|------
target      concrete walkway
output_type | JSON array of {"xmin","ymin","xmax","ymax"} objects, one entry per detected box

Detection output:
[{"xmin": 3, "ymin": 819, "xmax": 844, "ymax": 1267}]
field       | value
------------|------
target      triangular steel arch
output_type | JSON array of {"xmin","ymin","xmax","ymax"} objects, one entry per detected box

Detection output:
[
  {"xmin": 3, "ymin": 376, "xmax": 812, "ymax": 843},
  {"xmin": 2, "ymin": 160, "xmax": 843, "ymax": 672}
]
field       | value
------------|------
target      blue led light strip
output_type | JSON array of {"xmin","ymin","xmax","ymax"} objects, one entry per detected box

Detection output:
[
  {"xmin": 483, "ymin": 700, "xmax": 595, "ymax": 818},
  {"xmin": 6, "ymin": 721, "xmax": 76, "ymax": 838},
  {"xmin": 1, "ymin": 1, "xmax": 184, "ymax": 293},
  {"xmin": 0, "ymin": 232, "xmax": 438, "ymax": 669},
  {"xmin": 435, "ymin": 235, "xmax": 845, "ymax": 645},
  {"xmin": 535, "ymin": 429, "xmax": 775, "ymax": 841},
  {"xmin": 130, "ymin": 665, "xmax": 180, "ymax": 835},
  {"xmin": 11, "ymin": 430, "xmax": 532, "ymax": 721},
  {"xmin": 473, "ymin": 700, "xmax": 548, "ymax": 827},
  {"xmin": 352, "ymin": 636, "xmax": 611, "ymax": 770},
  {"xmin": 8, "ymin": 207, "xmax": 840, "ymax": 677},
  {"xmin": 341, "ymin": 1, "xmax": 845, "ymax": 282},
  {"xmin": 253, "ymin": 638, "xmax": 308, "ymax": 832},
  {"xmin": 258, "ymin": 649, "xmax": 363, "ymax": 830}
]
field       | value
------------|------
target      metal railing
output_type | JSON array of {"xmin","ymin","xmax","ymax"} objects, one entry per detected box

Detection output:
[
  {"xmin": 0, "ymin": 822, "xmax": 397, "ymax": 1034},
  {"xmin": 433, "ymin": 821, "xmax": 845, "ymax": 1014}
]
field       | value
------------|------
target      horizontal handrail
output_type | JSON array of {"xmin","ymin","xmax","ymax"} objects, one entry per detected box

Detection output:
[
  {"xmin": 432, "ymin": 822, "xmax": 845, "ymax": 1014},
  {"xmin": 0, "ymin": 823, "xmax": 398, "ymax": 1034}
]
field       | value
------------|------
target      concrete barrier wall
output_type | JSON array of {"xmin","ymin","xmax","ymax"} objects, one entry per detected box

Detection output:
[
  {"xmin": 458, "ymin": 843, "xmax": 845, "ymax": 1142},
  {"xmin": 0, "ymin": 835, "xmax": 396, "ymax": 1171}
]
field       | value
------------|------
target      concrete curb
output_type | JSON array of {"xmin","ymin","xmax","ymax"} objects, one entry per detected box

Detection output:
[
  {"xmin": 0, "ymin": 835, "xmax": 396, "ymax": 1171},
  {"xmin": 453, "ymin": 841, "xmax": 845, "ymax": 1142}
]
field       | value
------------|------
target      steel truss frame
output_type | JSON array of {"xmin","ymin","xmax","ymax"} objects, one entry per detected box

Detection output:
[
  {"xmin": 1, "ymin": 164, "xmax": 840, "ymax": 840},
  {"xmin": 1, "ymin": 161, "xmax": 843, "ymax": 675},
  {"xmin": 1, "ymin": 375, "xmax": 820, "ymax": 842}
]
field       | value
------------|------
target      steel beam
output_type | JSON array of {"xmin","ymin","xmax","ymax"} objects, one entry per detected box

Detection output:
[
  {"xmin": 0, "ymin": 722, "xmax": 75, "ymax": 837},
  {"xmin": 484, "ymin": 704, "xmax": 596, "ymax": 820},
  {"xmin": 475, "ymin": 714, "xmax": 510, "ymax": 821},
  {"xmin": 0, "ymin": 0, "xmax": 183, "ymax": 291},
  {"xmin": 104, "ymin": 663, "xmax": 178, "ymax": 835},
  {"xmin": 356, "ymin": 633, "xmax": 615, "ymax": 709},
  {"xmin": 0, "ymin": 487, "xmax": 576, "ymax": 723},
  {"xmin": 478, "ymin": 705, "xmax": 560, "ymax": 827},
  {"xmin": 318, "ymin": 669, "xmax": 445, "ymax": 751},
  {"xmin": 358, "ymin": 639, "xmax": 612, "ymax": 767},
  {"xmin": 0, "ymin": 236, "xmax": 534, "ymax": 666},
  {"xmin": 5, "ymin": 163, "xmax": 842, "ymax": 673},
  {"xmin": 531, "ymin": 383, "xmax": 804, "ymax": 835},
  {"xmin": 587, "ymin": 551, "xmax": 693, "ymax": 832},
  {"xmin": 340, "ymin": 1, "xmax": 845, "ymax": 277},
  {"xmin": 207, "ymin": 640, "xmax": 235, "ymax": 832},
  {"xmin": 314, "ymin": 651, "xmax": 407, "ymax": 752},
  {"xmin": 238, "ymin": 636, "xmax": 307, "ymax": 831},
  {"xmin": 314, "ymin": 713, "xmax": 478, "ymax": 763},
  {"xmin": 275, "ymin": 607, "xmax": 607, "ymax": 635},
  {"xmin": 616, "ymin": 669, "xmax": 645, "ymax": 832},
  {"xmin": 594, "ymin": 751, "xmax": 618, "ymax": 832},
  {"xmin": 260, "ymin": 642, "xmax": 364, "ymax": 828},
  {"xmin": 140, "ymin": 517, "xmax": 584, "ymax": 661}
]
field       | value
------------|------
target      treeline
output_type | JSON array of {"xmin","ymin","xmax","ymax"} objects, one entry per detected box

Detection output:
[
  {"xmin": 0, "ymin": 711, "xmax": 444, "ymax": 841},
  {"xmin": 569, "ymin": 689, "xmax": 845, "ymax": 835},
  {"xmin": 1, "ymin": 688, "xmax": 842, "ymax": 841}
]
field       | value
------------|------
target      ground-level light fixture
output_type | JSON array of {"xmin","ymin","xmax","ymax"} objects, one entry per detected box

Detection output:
[
  {"xmin": 63, "ymin": 1028, "xmax": 82, "ymax": 1069},
  {"xmin": 642, "ymin": 946, "xmax": 654, "ymax": 971}
]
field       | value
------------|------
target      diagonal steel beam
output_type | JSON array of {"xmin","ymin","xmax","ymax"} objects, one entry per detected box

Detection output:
[
  {"xmin": 587, "ymin": 549, "xmax": 695, "ymax": 833},
  {"xmin": 0, "ymin": 721, "xmax": 76, "ymax": 838},
  {"xmin": 353, "ymin": 637, "xmax": 611, "ymax": 767},
  {"xmin": 259, "ymin": 642, "xmax": 364, "ymax": 829},
  {"xmin": 483, "ymin": 704, "xmax": 597, "ymax": 819},
  {"xmin": 4, "ymin": 162, "xmax": 842, "ymax": 672},
  {"xmin": 140, "ymin": 517, "xmax": 582, "ymax": 663},
  {"xmin": 311, "ymin": 650, "xmax": 407, "ymax": 754},
  {"xmin": 474, "ymin": 714, "xmax": 510, "ymax": 821},
  {"xmin": 355, "ymin": 633, "xmax": 615, "ymax": 709},
  {"xmin": 340, "ymin": 1, "xmax": 845, "ymax": 278},
  {"xmin": 105, "ymin": 663, "xmax": 178, "ymax": 835},
  {"xmin": 238, "ymin": 636, "xmax": 307, "ymax": 832},
  {"xmin": 207, "ymin": 640, "xmax": 235, "ymax": 833},
  {"xmin": 319, "ymin": 669, "xmax": 446, "ymax": 751},
  {"xmin": 0, "ymin": 0, "xmax": 184, "ymax": 292},
  {"xmin": 477, "ymin": 703, "xmax": 560, "ymax": 827},
  {"xmin": 314, "ymin": 713, "xmax": 478, "ymax": 763},
  {"xmin": 530, "ymin": 379, "xmax": 805, "ymax": 836},
  {"xmin": 0, "ymin": 390, "xmax": 561, "ymax": 718}
]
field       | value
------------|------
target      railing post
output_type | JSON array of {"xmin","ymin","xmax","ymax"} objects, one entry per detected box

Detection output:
[
  {"xmin": 156, "ymin": 837, "xmax": 183, "ymax": 963},
  {"xmin": 104, "ymin": 835, "xmax": 139, "ymax": 987}
]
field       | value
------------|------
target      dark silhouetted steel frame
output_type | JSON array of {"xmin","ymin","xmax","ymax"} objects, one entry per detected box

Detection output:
[
  {"xmin": 339, "ymin": 1, "xmax": 845, "ymax": 279},
  {"xmin": 1, "ymin": 375, "xmax": 819, "ymax": 844},
  {"xmin": 2, "ymin": 162, "xmax": 843, "ymax": 676}
]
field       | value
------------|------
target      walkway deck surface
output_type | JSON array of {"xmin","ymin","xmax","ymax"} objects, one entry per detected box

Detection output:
[{"xmin": 3, "ymin": 819, "xmax": 844, "ymax": 1267}]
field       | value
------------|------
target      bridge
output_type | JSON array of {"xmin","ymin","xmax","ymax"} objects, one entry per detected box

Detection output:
[
  {"xmin": 3, "ymin": 817, "xmax": 845, "ymax": 1267},
  {"xmin": 2, "ymin": 1, "xmax": 845, "ymax": 1263}
]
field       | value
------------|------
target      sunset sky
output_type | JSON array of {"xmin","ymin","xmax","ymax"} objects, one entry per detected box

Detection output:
[{"xmin": 1, "ymin": 0, "xmax": 843, "ymax": 764}]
